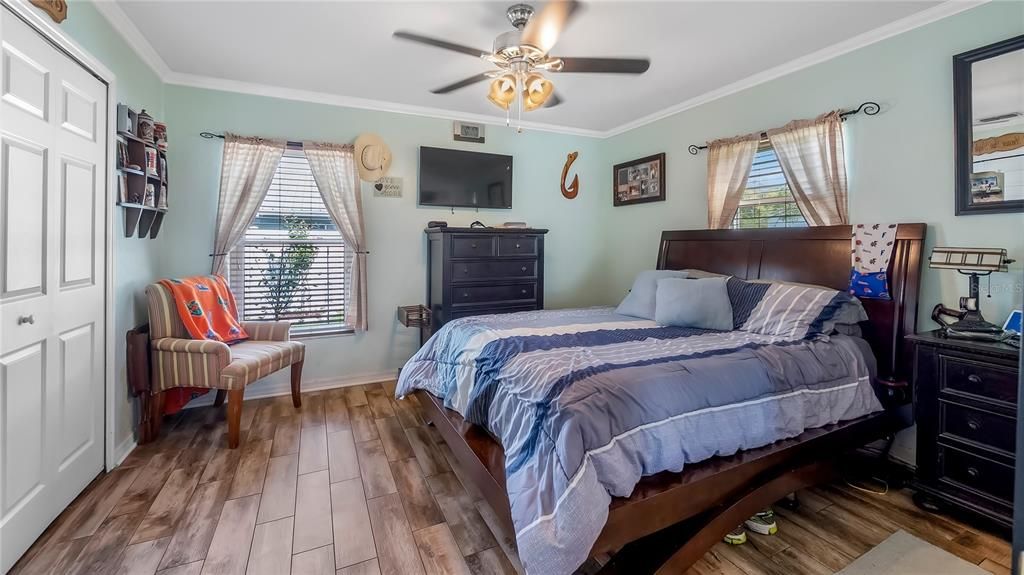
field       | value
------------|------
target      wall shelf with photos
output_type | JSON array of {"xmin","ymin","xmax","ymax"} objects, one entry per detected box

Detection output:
[{"xmin": 116, "ymin": 104, "xmax": 169, "ymax": 238}]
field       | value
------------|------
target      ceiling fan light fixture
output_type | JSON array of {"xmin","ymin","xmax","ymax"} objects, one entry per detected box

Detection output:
[
  {"xmin": 487, "ymin": 74, "xmax": 517, "ymax": 110},
  {"xmin": 522, "ymin": 73, "xmax": 554, "ymax": 111}
]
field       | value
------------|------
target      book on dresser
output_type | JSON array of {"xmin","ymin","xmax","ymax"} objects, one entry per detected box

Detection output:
[
  {"xmin": 425, "ymin": 226, "xmax": 547, "ymax": 339},
  {"xmin": 908, "ymin": 330, "xmax": 1020, "ymax": 533}
]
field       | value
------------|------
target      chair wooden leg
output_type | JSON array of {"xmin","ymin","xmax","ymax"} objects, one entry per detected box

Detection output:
[
  {"xmin": 290, "ymin": 360, "xmax": 303, "ymax": 408},
  {"xmin": 227, "ymin": 389, "xmax": 245, "ymax": 449},
  {"xmin": 145, "ymin": 390, "xmax": 165, "ymax": 444},
  {"xmin": 213, "ymin": 389, "xmax": 227, "ymax": 407}
]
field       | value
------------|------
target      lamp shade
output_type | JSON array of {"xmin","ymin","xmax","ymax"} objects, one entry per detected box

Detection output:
[
  {"xmin": 522, "ymin": 73, "xmax": 554, "ymax": 111},
  {"xmin": 487, "ymin": 74, "xmax": 517, "ymax": 110},
  {"xmin": 928, "ymin": 246, "xmax": 1011, "ymax": 272}
]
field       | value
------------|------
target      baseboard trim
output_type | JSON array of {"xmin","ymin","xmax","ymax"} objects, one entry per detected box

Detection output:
[
  {"xmin": 183, "ymin": 369, "xmax": 399, "ymax": 408},
  {"xmin": 112, "ymin": 436, "xmax": 137, "ymax": 469}
]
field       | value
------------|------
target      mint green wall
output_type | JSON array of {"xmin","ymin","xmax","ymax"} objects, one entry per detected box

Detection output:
[
  {"xmin": 596, "ymin": 1, "xmax": 1024, "ymax": 464},
  {"xmin": 58, "ymin": 0, "xmax": 166, "ymax": 452},
  {"xmin": 599, "ymin": 1, "xmax": 1024, "ymax": 326},
  {"xmin": 52, "ymin": 0, "xmax": 1024, "ymax": 462},
  {"xmin": 163, "ymin": 85, "xmax": 605, "ymax": 389}
]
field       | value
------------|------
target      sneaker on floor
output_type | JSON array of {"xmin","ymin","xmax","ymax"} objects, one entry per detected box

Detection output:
[
  {"xmin": 722, "ymin": 527, "xmax": 747, "ymax": 545},
  {"xmin": 744, "ymin": 509, "xmax": 778, "ymax": 535}
]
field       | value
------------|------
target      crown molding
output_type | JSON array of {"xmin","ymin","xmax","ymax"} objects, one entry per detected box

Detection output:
[
  {"xmin": 92, "ymin": 0, "xmax": 172, "ymax": 79},
  {"xmin": 601, "ymin": 0, "xmax": 989, "ymax": 138},
  {"xmin": 164, "ymin": 71, "xmax": 606, "ymax": 138},
  {"xmin": 97, "ymin": 0, "xmax": 985, "ymax": 139}
]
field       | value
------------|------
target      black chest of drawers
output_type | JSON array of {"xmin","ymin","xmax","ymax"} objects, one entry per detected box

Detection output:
[
  {"xmin": 425, "ymin": 227, "xmax": 547, "ymax": 334},
  {"xmin": 909, "ymin": 330, "xmax": 1020, "ymax": 531}
]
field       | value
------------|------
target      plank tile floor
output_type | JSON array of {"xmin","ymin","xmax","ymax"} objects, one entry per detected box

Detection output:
[{"xmin": 10, "ymin": 382, "xmax": 1012, "ymax": 575}]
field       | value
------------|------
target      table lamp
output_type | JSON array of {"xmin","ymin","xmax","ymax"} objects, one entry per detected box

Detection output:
[{"xmin": 928, "ymin": 246, "xmax": 1014, "ymax": 337}]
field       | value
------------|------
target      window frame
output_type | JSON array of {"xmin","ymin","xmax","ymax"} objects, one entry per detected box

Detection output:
[{"xmin": 229, "ymin": 146, "xmax": 353, "ymax": 338}]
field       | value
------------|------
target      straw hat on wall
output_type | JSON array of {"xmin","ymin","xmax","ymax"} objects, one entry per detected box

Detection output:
[{"xmin": 354, "ymin": 133, "xmax": 392, "ymax": 182}]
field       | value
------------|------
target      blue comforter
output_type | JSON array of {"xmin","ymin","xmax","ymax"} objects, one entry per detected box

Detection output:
[{"xmin": 396, "ymin": 307, "xmax": 881, "ymax": 575}]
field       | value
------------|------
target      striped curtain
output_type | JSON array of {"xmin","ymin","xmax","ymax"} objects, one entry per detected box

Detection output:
[
  {"xmin": 303, "ymin": 142, "xmax": 368, "ymax": 332},
  {"xmin": 211, "ymin": 134, "xmax": 286, "ymax": 275},
  {"xmin": 706, "ymin": 134, "xmax": 761, "ymax": 229},
  {"xmin": 767, "ymin": 111, "xmax": 849, "ymax": 226}
]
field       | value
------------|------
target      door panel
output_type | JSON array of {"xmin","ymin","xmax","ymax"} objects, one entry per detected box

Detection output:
[
  {"xmin": 0, "ymin": 7, "xmax": 107, "ymax": 573},
  {"xmin": 0, "ymin": 342, "xmax": 46, "ymax": 517},
  {"xmin": 57, "ymin": 323, "xmax": 94, "ymax": 468},
  {"xmin": 1, "ymin": 138, "xmax": 47, "ymax": 299},
  {"xmin": 59, "ymin": 80, "xmax": 95, "ymax": 141},
  {"xmin": 60, "ymin": 157, "xmax": 94, "ymax": 287},
  {"xmin": 1, "ymin": 43, "xmax": 48, "ymax": 120}
]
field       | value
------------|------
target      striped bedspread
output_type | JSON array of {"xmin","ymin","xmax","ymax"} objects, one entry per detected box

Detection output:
[{"xmin": 396, "ymin": 307, "xmax": 882, "ymax": 575}]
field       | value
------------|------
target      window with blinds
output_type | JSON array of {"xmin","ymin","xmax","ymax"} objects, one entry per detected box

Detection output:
[
  {"xmin": 732, "ymin": 139, "xmax": 808, "ymax": 229},
  {"xmin": 229, "ymin": 148, "xmax": 350, "ymax": 335}
]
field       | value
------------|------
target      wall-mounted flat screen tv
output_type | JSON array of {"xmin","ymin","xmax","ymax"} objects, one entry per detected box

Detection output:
[{"xmin": 419, "ymin": 146, "xmax": 513, "ymax": 209}]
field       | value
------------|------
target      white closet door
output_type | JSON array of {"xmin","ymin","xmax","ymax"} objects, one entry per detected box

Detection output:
[{"xmin": 0, "ymin": 7, "xmax": 107, "ymax": 573}]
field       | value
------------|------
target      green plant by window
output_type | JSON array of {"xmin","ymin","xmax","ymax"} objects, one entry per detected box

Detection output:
[{"xmin": 259, "ymin": 215, "xmax": 318, "ymax": 320}]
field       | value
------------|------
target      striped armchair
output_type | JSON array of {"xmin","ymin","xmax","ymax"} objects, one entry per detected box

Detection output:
[{"xmin": 146, "ymin": 281, "xmax": 306, "ymax": 448}]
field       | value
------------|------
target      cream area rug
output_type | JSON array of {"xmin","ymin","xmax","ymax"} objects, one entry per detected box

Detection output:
[{"xmin": 837, "ymin": 530, "xmax": 989, "ymax": 575}]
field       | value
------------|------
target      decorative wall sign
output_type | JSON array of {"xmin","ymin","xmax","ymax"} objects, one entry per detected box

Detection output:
[
  {"xmin": 373, "ymin": 176, "xmax": 403, "ymax": 198},
  {"xmin": 974, "ymin": 132, "xmax": 1024, "ymax": 156},
  {"xmin": 613, "ymin": 153, "xmax": 666, "ymax": 206},
  {"xmin": 30, "ymin": 0, "xmax": 66, "ymax": 23},
  {"xmin": 561, "ymin": 151, "xmax": 579, "ymax": 199}
]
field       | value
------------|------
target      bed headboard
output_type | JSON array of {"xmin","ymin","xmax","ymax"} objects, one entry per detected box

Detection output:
[{"xmin": 656, "ymin": 224, "xmax": 926, "ymax": 381}]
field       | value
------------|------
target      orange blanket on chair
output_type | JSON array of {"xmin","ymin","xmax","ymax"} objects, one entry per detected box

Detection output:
[
  {"xmin": 159, "ymin": 275, "xmax": 250, "ymax": 344},
  {"xmin": 158, "ymin": 275, "xmax": 249, "ymax": 415}
]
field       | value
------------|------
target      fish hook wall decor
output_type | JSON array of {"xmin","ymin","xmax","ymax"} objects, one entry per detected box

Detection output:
[{"xmin": 561, "ymin": 151, "xmax": 579, "ymax": 199}]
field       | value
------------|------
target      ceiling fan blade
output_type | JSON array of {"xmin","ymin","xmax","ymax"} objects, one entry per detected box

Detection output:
[
  {"xmin": 544, "ymin": 91, "xmax": 563, "ymax": 108},
  {"xmin": 556, "ymin": 57, "xmax": 650, "ymax": 74},
  {"xmin": 430, "ymin": 73, "xmax": 491, "ymax": 95},
  {"xmin": 521, "ymin": 0, "xmax": 581, "ymax": 55},
  {"xmin": 393, "ymin": 31, "xmax": 490, "ymax": 58}
]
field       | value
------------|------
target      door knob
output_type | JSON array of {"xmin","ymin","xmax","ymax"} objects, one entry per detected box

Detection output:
[{"xmin": 17, "ymin": 314, "xmax": 35, "ymax": 325}]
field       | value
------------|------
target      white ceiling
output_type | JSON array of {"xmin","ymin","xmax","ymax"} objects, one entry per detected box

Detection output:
[{"xmin": 111, "ymin": 0, "xmax": 956, "ymax": 135}]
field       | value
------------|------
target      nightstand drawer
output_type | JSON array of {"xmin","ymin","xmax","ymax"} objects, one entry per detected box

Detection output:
[
  {"xmin": 940, "ymin": 354, "xmax": 1017, "ymax": 406},
  {"xmin": 940, "ymin": 445, "xmax": 1014, "ymax": 503},
  {"xmin": 940, "ymin": 400, "xmax": 1016, "ymax": 455}
]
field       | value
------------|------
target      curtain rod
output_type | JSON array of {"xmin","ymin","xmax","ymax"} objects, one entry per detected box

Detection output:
[
  {"xmin": 200, "ymin": 131, "xmax": 304, "ymax": 148},
  {"xmin": 686, "ymin": 101, "xmax": 880, "ymax": 155}
]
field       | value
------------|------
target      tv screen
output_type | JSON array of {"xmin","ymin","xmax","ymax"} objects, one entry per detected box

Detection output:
[{"xmin": 419, "ymin": 147, "xmax": 513, "ymax": 209}]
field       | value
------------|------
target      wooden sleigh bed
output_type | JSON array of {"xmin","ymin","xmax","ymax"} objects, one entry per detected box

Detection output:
[{"xmin": 415, "ymin": 224, "xmax": 927, "ymax": 574}]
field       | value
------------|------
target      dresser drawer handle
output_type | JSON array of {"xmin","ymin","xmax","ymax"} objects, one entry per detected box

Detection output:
[
  {"xmin": 462, "ymin": 267, "xmax": 469, "ymax": 274},
  {"xmin": 470, "ymin": 243, "xmax": 478, "ymax": 249},
  {"xmin": 515, "ymin": 243, "xmax": 521, "ymax": 249},
  {"xmin": 966, "ymin": 418, "xmax": 981, "ymax": 432},
  {"xmin": 521, "ymin": 266, "xmax": 528, "ymax": 272},
  {"xmin": 520, "ymin": 289, "xmax": 527, "ymax": 295},
  {"xmin": 967, "ymin": 374, "xmax": 983, "ymax": 385},
  {"xmin": 966, "ymin": 466, "xmax": 980, "ymax": 479},
  {"xmin": 461, "ymin": 292, "xmax": 469, "ymax": 298}
]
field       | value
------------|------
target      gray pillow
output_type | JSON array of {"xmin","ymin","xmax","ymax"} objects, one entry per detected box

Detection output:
[
  {"xmin": 616, "ymin": 270, "xmax": 688, "ymax": 320},
  {"xmin": 654, "ymin": 277, "xmax": 733, "ymax": 331}
]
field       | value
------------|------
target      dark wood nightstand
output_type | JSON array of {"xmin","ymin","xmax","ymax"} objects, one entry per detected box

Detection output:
[{"xmin": 908, "ymin": 330, "xmax": 1020, "ymax": 532}]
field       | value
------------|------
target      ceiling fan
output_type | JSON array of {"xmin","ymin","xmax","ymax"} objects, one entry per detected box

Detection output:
[{"xmin": 393, "ymin": 1, "xmax": 650, "ymax": 129}]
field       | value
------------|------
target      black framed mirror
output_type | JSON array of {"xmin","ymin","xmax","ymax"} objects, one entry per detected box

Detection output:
[{"xmin": 954, "ymin": 34, "xmax": 1024, "ymax": 215}]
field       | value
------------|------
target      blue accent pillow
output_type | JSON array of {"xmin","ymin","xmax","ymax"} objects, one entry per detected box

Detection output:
[
  {"xmin": 654, "ymin": 277, "xmax": 733, "ymax": 331},
  {"xmin": 616, "ymin": 270, "xmax": 688, "ymax": 320}
]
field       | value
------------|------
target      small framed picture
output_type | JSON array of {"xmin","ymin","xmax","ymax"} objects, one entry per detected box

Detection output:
[
  {"xmin": 1003, "ymin": 309, "xmax": 1022, "ymax": 335},
  {"xmin": 613, "ymin": 153, "xmax": 666, "ymax": 206}
]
